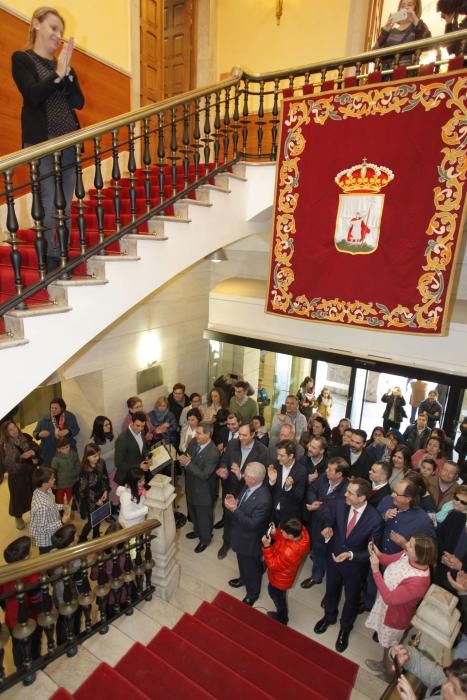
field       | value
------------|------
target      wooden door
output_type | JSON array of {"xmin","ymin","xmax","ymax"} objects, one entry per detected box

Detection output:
[
  {"xmin": 140, "ymin": 0, "xmax": 164, "ymax": 106},
  {"xmin": 164, "ymin": 0, "xmax": 195, "ymax": 98}
]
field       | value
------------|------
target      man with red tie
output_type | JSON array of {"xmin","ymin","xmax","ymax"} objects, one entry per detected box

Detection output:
[{"xmin": 314, "ymin": 478, "xmax": 383, "ymax": 652}]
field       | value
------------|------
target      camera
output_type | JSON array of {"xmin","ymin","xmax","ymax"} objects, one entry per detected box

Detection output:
[{"xmin": 391, "ymin": 9, "xmax": 408, "ymax": 22}]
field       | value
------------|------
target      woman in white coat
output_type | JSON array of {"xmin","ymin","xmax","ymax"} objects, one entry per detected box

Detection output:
[{"xmin": 116, "ymin": 467, "xmax": 148, "ymax": 528}]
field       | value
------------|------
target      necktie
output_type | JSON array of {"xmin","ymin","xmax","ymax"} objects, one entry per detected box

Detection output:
[
  {"xmin": 346, "ymin": 508, "xmax": 358, "ymax": 539},
  {"xmin": 239, "ymin": 488, "xmax": 250, "ymax": 506},
  {"xmin": 193, "ymin": 444, "xmax": 201, "ymax": 456}
]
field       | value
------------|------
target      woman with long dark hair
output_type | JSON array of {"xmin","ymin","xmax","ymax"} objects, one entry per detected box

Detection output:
[
  {"xmin": 77, "ymin": 443, "xmax": 109, "ymax": 542},
  {"xmin": 91, "ymin": 415, "xmax": 118, "ymax": 508},
  {"xmin": 116, "ymin": 467, "xmax": 148, "ymax": 528},
  {"xmin": 0, "ymin": 421, "xmax": 41, "ymax": 530}
]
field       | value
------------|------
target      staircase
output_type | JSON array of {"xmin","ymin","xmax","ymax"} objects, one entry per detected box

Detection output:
[
  {"xmin": 0, "ymin": 162, "xmax": 276, "ymax": 417},
  {"xmin": 50, "ymin": 592, "xmax": 358, "ymax": 700}
]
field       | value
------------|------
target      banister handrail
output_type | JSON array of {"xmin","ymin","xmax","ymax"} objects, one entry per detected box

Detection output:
[
  {"xmin": 0, "ymin": 73, "xmax": 242, "ymax": 173},
  {"xmin": 241, "ymin": 28, "xmax": 467, "ymax": 80},
  {"xmin": 0, "ymin": 518, "xmax": 159, "ymax": 585}
]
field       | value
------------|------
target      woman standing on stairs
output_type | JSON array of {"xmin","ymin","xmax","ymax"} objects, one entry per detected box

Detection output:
[
  {"xmin": 12, "ymin": 6, "xmax": 85, "ymax": 273},
  {"xmin": 0, "ymin": 421, "xmax": 41, "ymax": 530}
]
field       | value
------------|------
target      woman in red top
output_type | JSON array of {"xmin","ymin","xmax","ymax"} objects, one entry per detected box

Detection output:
[
  {"xmin": 365, "ymin": 534, "xmax": 437, "ymax": 680},
  {"xmin": 262, "ymin": 517, "xmax": 310, "ymax": 625}
]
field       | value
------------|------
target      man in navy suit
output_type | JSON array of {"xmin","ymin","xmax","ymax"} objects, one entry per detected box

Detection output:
[
  {"xmin": 314, "ymin": 478, "xmax": 383, "ymax": 652},
  {"xmin": 225, "ymin": 462, "xmax": 272, "ymax": 605},
  {"xmin": 267, "ymin": 439, "xmax": 307, "ymax": 524}
]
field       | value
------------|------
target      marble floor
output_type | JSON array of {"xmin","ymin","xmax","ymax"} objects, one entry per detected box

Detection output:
[{"xmin": 0, "ymin": 480, "xmax": 388, "ymax": 700}]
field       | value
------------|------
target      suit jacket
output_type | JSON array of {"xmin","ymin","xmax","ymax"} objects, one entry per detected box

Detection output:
[
  {"xmin": 114, "ymin": 428, "xmax": 149, "ymax": 485},
  {"xmin": 269, "ymin": 460, "xmax": 307, "ymax": 521},
  {"xmin": 323, "ymin": 499, "xmax": 383, "ymax": 566},
  {"xmin": 305, "ymin": 474, "xmax": 348, "ymax": 524},
  {"xmin": 185, "ymin": 440, "xmax": 220, "ymax": 507},
  {"xmin": 230, "ymin": 484, "xmax": 272, "ymax": 557},
  {"xmin": 403, "ymin": 425, "xmax": 431, "ymax": 453},
  {"xmin": 221, "ymin": 438, "xmax": 269, "ymax": 497},
  {"xmin": 331, "ymin": 446, "xmax": 373, "ymax": 481}
]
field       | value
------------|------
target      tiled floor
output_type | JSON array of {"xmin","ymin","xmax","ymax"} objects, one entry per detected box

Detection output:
[{"xmin": 0, "ymin": 481, "xmax": 388, "ymax": 700}]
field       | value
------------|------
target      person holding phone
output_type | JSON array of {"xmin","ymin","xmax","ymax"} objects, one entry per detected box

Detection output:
[
  {"xmin": 365, "ymin": 534, "xmax": 436, "ymax": 681},
  {"xmin": 374, "ymin": 0, "xmax": 431, "ymax": 73},
  {"xmin": 12, "ymin": 6, "xmax": 85, "ymax": 272},
  {"xmin": 77, "ymin": 443, "xmax": 110, "ymax": 542},
  {"xmin": 390, "ymin": 642, "xmax": 467, "ymax": 700}
]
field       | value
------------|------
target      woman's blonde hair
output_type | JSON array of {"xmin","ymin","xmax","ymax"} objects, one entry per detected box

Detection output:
[
  {"xmin": 398, "ymin": 0, "xmax": 423, "ymax": 16},
  {"xmin": 28, "ymin": 6, "xmax": 65, "ymax": 48}
]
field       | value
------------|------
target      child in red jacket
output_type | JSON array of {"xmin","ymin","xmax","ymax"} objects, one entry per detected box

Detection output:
[{"xmin": 262, "ymin": 517, "xmax": 310, "ymax": 625}]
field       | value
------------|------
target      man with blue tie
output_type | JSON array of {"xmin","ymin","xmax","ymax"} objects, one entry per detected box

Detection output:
[
  {"xmin": 314, "ymin": 477, "xmax": 383, "ymax": 652},
  {"xmin": 225, "ymin": 462, "xmax": 272, "ymax": 605}
]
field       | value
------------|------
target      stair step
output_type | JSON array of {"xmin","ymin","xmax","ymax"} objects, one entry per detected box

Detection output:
[
  {"xmin": 173, "ymin": 613, "xmax": 320, "ymax": 700},
  {"xmin": 73, "ymin": 662, "xmax": 150, "ymax": 700},
  {"xmin": 50, "ymin": 689, "xmax": 75, "ymax": 700},
  {"xmin": 147, "ymin": 626, "xmax": 272, "ymax": 700},
  {"xmin": 211, "ymin": 592, "xmax": 358, "ymax": 686},
  {"xmin": 115, "ymin": 641, "xmax": 216, "ymax": 699},
  {"xmin": 195, "ymin": 600, "xmax": 352, "ymax": 700}
]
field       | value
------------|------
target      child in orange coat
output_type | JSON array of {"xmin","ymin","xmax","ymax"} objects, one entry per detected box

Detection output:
[{"xmin": 262, "ymin": 517, "xmax": 310, "ymax": 625}]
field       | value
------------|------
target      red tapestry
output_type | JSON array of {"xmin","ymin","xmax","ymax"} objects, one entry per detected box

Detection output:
[{"xmin": 266, "ymin": 71, "xmax": 467, "ymax": 334}]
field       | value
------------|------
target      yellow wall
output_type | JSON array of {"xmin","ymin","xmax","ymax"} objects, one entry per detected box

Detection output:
[
  {"xmin": 1, "ymin": 0, "xmax": 132, "ymax": 72},
  {"xmin": 217, "ymin": 0, "xmax": 353, "ymax": 76}
]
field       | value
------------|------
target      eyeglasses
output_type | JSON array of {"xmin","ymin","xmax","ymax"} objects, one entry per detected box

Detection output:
[
  {"xmin": 392, "ymin": 491, "xmax": 409, "ymax": 497},
  {"xmin": 454, "ymin": 495, "xmax": 467, "ymax": 506}
]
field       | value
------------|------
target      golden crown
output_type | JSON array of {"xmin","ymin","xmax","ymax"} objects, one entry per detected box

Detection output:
[{"xmin": 335, "ymin": 159, "xmax": 394, "ymax": 194}]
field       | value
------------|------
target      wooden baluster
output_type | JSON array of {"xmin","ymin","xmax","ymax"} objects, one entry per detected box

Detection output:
[
  {"xmin": 93, "ymin": 137, "xmax": 105, "ymax": 247},
  {"xmin": 77, "ymin": 563, "xmax": 95, "ymax": 633},
  {"xmin": 144, "ymin": 533, "xmax": 155, "ymax": 599},
  {"xmin": 122, "ymin": 541, "xmax": 136, "ymax": 612},
  {"xmin": 29, "ymin": 159, "xmax": 46, "ymax": 280},
  {"xmin": 271, "ymin": 78, "xmax": 280, "ymax": 162},
  {"xmin": 12, "ymin": 581, "xmax": 37, "ymax": 683},
  {"xmin": 203, "ymin": 94, "xmax": 212, "ymax": 172},
  {"xmin": 241, "ymin": 78, "xmax": 249, "ymax": 157},
  {"xmin": 232, "ymin": 84, "xmax": 240, "ymax": 159},
  {"xmin": 4, "ymin": 171, "xmax": 25, "ymax": 307},
  {"xmin": 54, "ymin": 150, "xmax": 70, "ymax": 274},
  {"xmin": 303, "ymin": 71, "xmax": 311, "ymax": 88},
  {"xmin": 74, "ymin": 145, "xmax": 87, "ymax": 256},
  {"xmin": 288, "ymin": 75, "xmax": 294, "ymax": 92},
  {"xmin": 193, "ymin": 98, "xmax": 201, "ymax": 181},
  {"xmin": 134, "ymin": 536, "xmax": 145, "ymax": 597},
  {"xmin": 143, "ymin": 117, "xmax": 152, "ymax": 213},
  {"xmin": 337, "ymin": 64, "xmax": 344, "ymax": 89},
  {"xmin": 257, "ymin": 79, "xmax": 265, "ymax": 157},
  {"xmin": 320, "ymin": 67, "xmax": 326, "ymax": 89},
  {"xmin": 170, "ymin": 107, "xmax": 178, "ymax": 196},
  {"xmin": 111, "ymin": 129, "xmax": 122, "ymax": 233},
  {"xmin": 355, "ymin": 61, "xmax": 362, "ymax": 85},
  {"xmin": 127, "ymin": 123, "xmax": 137, "ymax": 232},
  {"xmin": 0, "ymin": 622, "xmax": 9, "ymax": 683},
  {"xmin": 109, "ymin": 546, "xmax": 124, "ymax": 616},
  {"xmin": 223, "ymin": 86, "xmax": 231, "ymax": 165},
  {"xmin": 94, "ymin": 554, "xmax": 111, "ymax": 633},
  {"xmin": 58, "ymin": 567, "xmax": 79, "ymax": 657},
  {"xmin": 213, "ymin": 89, "xmax": 221, "ymax": 168},
  {"xmin": 182, "ymin": 103, "xmax": 190, "ymax": 190},
  {"xmin": 157, "ymin": 113, "xmax": 166, "ymax": 205},
  {"xmin": 37, "ymin": 572, "xmax": 57, "ymax": 655}
]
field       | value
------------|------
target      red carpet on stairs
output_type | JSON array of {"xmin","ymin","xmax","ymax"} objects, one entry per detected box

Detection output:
[{"xmin": 50, "ymin": 593, "xmax": 358, "ymax": 699}]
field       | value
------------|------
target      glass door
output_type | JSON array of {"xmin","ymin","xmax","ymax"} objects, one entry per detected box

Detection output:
[{"xmin": 315, "ymin": 361, "xmax": 352, "ymax": 426}]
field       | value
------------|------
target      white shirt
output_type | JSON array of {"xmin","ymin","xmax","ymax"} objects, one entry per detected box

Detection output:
[
  {"xmin": 346, "ymin": 502, "xmax": 367, "ymax": 529},
  {"xmin": 274, "ymin": 460, "xmax": 294, "ymax": 510},
  {"xmin": 129, "ymin": 426, "xmax": 144, "ymax": 454},
  {"xmin": 350, "ymin": 450, "xmax": 362, "ymax": 465}
]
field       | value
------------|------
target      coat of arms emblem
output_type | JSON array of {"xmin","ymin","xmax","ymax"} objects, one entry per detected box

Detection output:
[{"xmin": 334, "ymin": 159, "xmax": 394, "ymax": 255}]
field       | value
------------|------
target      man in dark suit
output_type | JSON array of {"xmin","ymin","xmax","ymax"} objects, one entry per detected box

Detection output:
[
  {"xmin": 331, "ymin": 429, "xmax": 373, "ymax": 480},
  {"xmin": 368, "ymin": 461, "xmax": 392, "ymax": 508},
  {"xmin": 180, "ymin": 422, "xmax": 220, "ymax": 553},
  {"xmin": 216, "ymin": 423, "xmax": 269, "ymax": 560},
  {"xmin": 403, "ymin": 412, "xmax": 431, "ymax": 452},
  {"xmin": 226, "ymin": 462, "xmax": 272, "ymax": 605},
  {"xmin": 301, "ymin": 456, "xmax": 349, "ymax": 589},
  {"xmin": 268, "ymin": 439, "xmax": 307, "ymax": 525},
  {"xmin": 314, "ymin": 478, "xmax": 383, "ymax": 652},
  {"xmin": 298, "ymin": 435, "xmax": 328, "ymax": 479},
  {"xmin": 115, "ymin": 412, "xmax": 151, "ymax": 485}
]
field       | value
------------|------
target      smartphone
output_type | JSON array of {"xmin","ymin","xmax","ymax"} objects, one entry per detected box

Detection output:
[
  {"xmin": 391, "ymin": 9, "xmax": 408, "ymax": 23},
  {"xmin": 280, "ymin": 404, "xmax": 286, "ymax": 415},
  {"xmin": 394, "ymin": 655, "xmax": 403, "ymax": 678},
  {"xmin": 230, "ymin": 373, "xmax": 239, "ymax": 380},
  {"xmin": 266, "ymin": 522, "xmax": 274, "ymax": 538}
]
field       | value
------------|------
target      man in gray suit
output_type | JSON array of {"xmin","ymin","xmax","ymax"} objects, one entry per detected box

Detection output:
[
  {"xmin": 226, "ymin": 462, "xmax": 272, "ymax": 605},
  {"xmin": 180, "ymin": 421, "xmax": 220, "ymax": 553}
]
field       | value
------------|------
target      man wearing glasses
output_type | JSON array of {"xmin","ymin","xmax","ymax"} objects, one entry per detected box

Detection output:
[{"xmin": 377, "ymin": 479, "xmax": 436, "ymax": 554}]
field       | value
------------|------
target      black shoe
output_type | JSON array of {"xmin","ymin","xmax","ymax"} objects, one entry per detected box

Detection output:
[
  {"xmin": 267, "ymin": 611, "xmax": 279, "ymax": 621},
  {"xmin": 213, "ymin": 519, "xmax": 225, "ymax": 529},
  {"xmin": 242, "ymin": 596, "xmax": 256, "ymax": 606},
  {"xmin": 185, "ymin": 531, "xmax": 197, "ymax": 540},
  {"xmin": 217, "ymin": 544, "xmax": 230, "ymax": 560},
  {"xmin": 194, "ymin": 543, "xmax": 208, "ymax": 553},
  {"xmin": 228, "ymin": 578, "xmax": 244, "ymax": 588},
  {"xmin": 301, "ymin": 577, "xmax": 322, "ymax": 589},
  {"xmin": 372, "ymin": 631, "xmax": 379, "ymax": 643},
  {"xmin": 314, "ymin": 616, "xmax": 334, "ymax": 634},
  {"xmin": 336, "ymin": 629, "xmax": 350, "ymax": 653}
]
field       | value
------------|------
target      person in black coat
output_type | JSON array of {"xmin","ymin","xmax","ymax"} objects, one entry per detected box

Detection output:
[
  {"xmin": 368, "ymin": 461, "xmax": 392, "ymax": 508},
  {"xmin": 226, "ymin": 462, "xmax": 272, "ymax": 605},
  {"xmin": 314, "ymin": 478, "xmax": 383, "ymax": 653},
  {"xmin": 216, "ymin": 424, "xmax": 269, "ymax": 559},
  {"xmin": 267, "ymin": 439, "xmax": 307, "ymax": 525},
  {"xmin": 332, "ymin": 429, "xmax": 373, "ymax": 481},
  {"xmin": 381, "ymin": 387, "xmax": 407, "ymax": 432},
  {"xmin": 180, "ymin": 422, "xmax": 220, "ymax": 553},
  {"xmin": 12, "ymin": 7, "xmax": 84, "ymax": 272},
  {"xmin": 403, "ymin": 412, "xmax": 431, "ymax": 452},
  {"xmin": 114, "ymin": 412, "xmax": 151, "ymax": 486}
]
